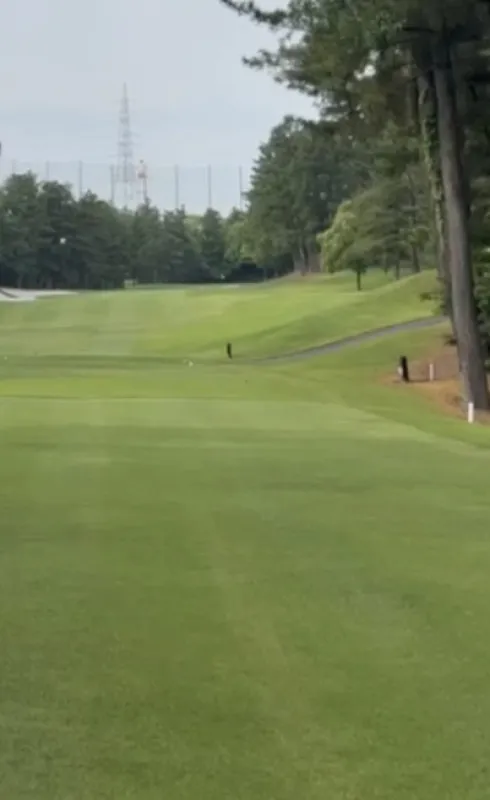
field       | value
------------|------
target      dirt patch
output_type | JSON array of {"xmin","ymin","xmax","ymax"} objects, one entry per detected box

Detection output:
[{"xmin": 385, "ymin": 341, "xmax": 490, "ymax": 424}]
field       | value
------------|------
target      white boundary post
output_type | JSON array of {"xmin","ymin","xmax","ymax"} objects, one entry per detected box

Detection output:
[
  {"xmin": 429, "ymin": 362, "xmax": 435, "ymax": 382},
  {"xmin": 468, "ymin": 402, "xmax": 475, "ymax": 424}
]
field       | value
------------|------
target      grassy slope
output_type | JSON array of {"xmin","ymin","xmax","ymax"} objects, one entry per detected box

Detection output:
[
  {"xmin": 2, "ymin": 273, "xmax": 490, "ymax": 800},
  {"xmin": 0, "ymin": 270, "xmax": 436, "ymax": 361}
]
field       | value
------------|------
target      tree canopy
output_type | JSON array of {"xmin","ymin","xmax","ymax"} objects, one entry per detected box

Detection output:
[
  {"xmin": 245, "ymin": 116, "xmax": 369, "ymax": 273},
  {"xmin": 0, "ymin": 173, "xmax": 263, "ymax": 290},
  {"xmin": 221, "ymin": 0, "xmax": 490, "ymax": 407}
]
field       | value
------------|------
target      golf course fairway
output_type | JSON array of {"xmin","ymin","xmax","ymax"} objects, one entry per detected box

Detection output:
[{"xmin": 1, "ymin": 272, "xmax": 490, "ymax": 800}]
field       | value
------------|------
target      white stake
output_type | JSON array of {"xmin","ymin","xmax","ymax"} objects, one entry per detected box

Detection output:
[
  {"xmin": 429, "ymin": 362, "xmax": 435, "ymax": 382},
  {"xmin": 468, "ymin": 402, "xmax": 475, "ymax": 424}
]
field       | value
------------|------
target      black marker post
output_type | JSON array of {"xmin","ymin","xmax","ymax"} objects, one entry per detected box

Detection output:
[{"xmin": 398, "ymin": 355, "xmax": 409, "ymax": 382}]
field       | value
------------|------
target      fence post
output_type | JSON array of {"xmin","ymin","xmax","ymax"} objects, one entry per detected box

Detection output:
[
  {"xmin": 78, "ymin": 160, "xmax": 84, "ymax": 198},
  {"xmin": 207, "ymin": 164, "xmax": 213, "ymax": 209},
  {"xmin": 174, "ymin": 165, "xmax": 180, "ymax": 209},
  {"xmin": 110, "ymin": 165, "xmax": 116, "ymax": 206}
]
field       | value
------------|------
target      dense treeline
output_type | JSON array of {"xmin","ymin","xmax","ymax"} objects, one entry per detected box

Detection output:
[
  {"xmin": 0, "ymin": 115, "xmax": 366, "ymax": 292},
  {"xmin": 221, "ymin": 0, "xmax": 490, "ymax": 409},
  {"xmin": 0, "ymin": 116, "xmax": 369, "ymax": 290},
  {"xmin": 4, "ymin": 0, "xmax": 490, "ymax": 408},
  {"xmin": 0, "ymin": 172, "xmax": 281, "ymax": 291},
  {"xmin": 244, "ymin": 116, "xmax": 434, "ymax": 286}
]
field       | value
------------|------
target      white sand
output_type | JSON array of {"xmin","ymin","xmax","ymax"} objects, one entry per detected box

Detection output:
[{"xmin": 0, "ymin": 288, "xmax": 75, "ymax": 302}]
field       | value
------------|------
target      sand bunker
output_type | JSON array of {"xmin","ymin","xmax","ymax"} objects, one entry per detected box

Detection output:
[{"xmin": 0, "ymin": 288, "xmax": 75, "ymax": 302}]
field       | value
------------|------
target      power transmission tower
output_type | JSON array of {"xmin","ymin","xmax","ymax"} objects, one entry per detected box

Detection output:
[
  {"xmin": 137, "ymin": 159, "xmax": 149, "ymax": 205},
  {"xmin": 116, "ymin": 83, "xmax": 135, "ymax": 208}
]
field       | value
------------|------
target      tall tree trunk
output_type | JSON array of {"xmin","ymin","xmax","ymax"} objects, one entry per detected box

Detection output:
[
  {"xmin": 306, "ymin": 243, "xmax": 321, "ymax": 273},
  {"xmin": 417, "ymin": 69, "xmax": 453, "ymax": 325},
  {"xmin": 301, "ymin": 243, "xmax": 309, "ymax": 275},
  {"xmin": 403, "ymin": 173, "xmax": 422, "ymax": 274},
  {"xmin": 410, "ymin": 243, "xmax": 421, "ymax": 274},
  {"xmin": 293, "ymin": 251, "xmax": 304, "ymax": 274},
  {"xmin": 355, "ymin": 268, "xmax": 362, "ymax": 291},
  {"xmin": 433, "ymin": 36, "xmax": 489, "ymax": 409}
]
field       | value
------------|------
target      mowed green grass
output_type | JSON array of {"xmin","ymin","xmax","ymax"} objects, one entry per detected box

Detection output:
[
  {"xmin": 0, "ymin": 269, "xmax": 435, "ymax": 360},
  {"xmin": 2, "ymin": 274, "xmax": 490, "ymax": 799}
]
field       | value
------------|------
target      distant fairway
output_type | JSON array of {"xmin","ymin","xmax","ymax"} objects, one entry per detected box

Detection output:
[
  {"xmin": 0, "ymin": 269, "xmax": 436, "ymax": 361},
  {"xmin": 2, "ymin": 272, "xmax": 490, "ymax": 799}
]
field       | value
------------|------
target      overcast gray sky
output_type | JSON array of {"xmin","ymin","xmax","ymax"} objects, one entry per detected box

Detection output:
[{"xmin": 0, "ymin": 0, "xmax": 313, "ymax": 210}]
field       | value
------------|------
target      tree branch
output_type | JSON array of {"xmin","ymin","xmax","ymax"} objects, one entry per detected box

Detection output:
[{"xmin": 219, "ymin": 0, "xmax": 288, "ymax": 27}]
